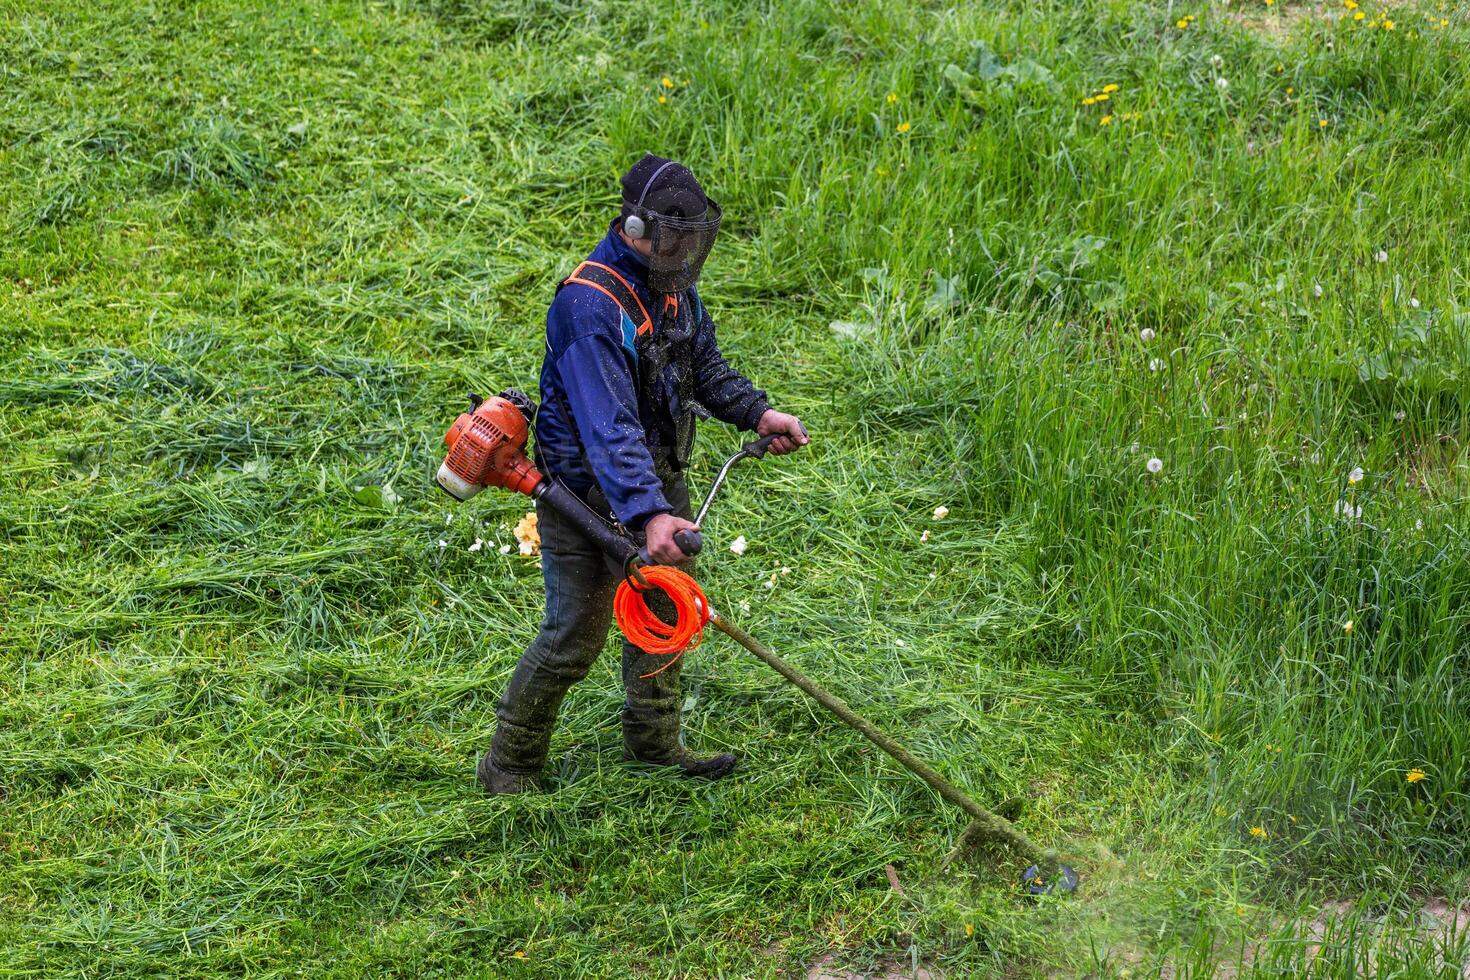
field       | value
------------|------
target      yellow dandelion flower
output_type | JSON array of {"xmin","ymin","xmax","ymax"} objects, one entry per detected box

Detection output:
[
  {"xmin": 1441, "ymin": 18, "xmax": 1449, "ymax": 27},
  {"xmin": 1383, "ymin": 19, "xmax": 1395, "ymax": 28},
  {"xmin": 1287, "ymin": 87, "xmax": 1294, "ymax": 94},
  {"xmin": 657, "ymin": 94, "xmax": 667, "ymax": 104},
  {"xmin": 1354, "ymin": 10, "xmax": 1366, "ymax": 19},
  {"xmin": 1100, "ymin": 115, "xmax": 1114, "ymax": 125},
  {"xmin": 1265, "ymin": 0, "xmax": 1274, "ymax": 6},
  {"xmin": 897, "ymin": 121, "xmax": 911, "ymax": 133},
  {"xmin": 1177, "ymin": 18, "xmax": 1190, "ymax": 28},
  {"xmin": 1250, "ymin": 826, "xmax": 1268, "ymax": 839},
  {"xmin": 964, "ymin": 922, "xmax": 975, "ymax": 937},
  {"xmin": 1082, "ymin": 96, "xmax": 1097, "ymax": 105},
  {"xmin": 1343, "ymin": 619, "xmax": 1354, "ymax": 634},
  {"xmin": 886, "ymin": 92, "xmax": 898, "ymax": 104},
  {"xmin": 512, "ymin": 950, "xmax": 527, "ymax": 959},
  {"xmin": 875, "ymin": 165, "xmax": 890, "ymax": 177},
  {"xmin": 1344, "ymin": 0, "xmax": 1357, "ymax": 8},
  {"xmin": 1096, "ymin": 91, "xmax": 1110, "ymax": 101},
  {"xmin": 1407, "ymin": 768, "xmax": 1426, "ymax": 783},
  {"xmin": 1319, "ymin": 117, "xmax": 1329, "ymax": 128},
  {"xmin": 661, "ymin": 76, "xmax": 674, "ymax": 89},
  {"xmin": 1102, "ymin": 83, "xmax": 1120, "ymax": 93}
]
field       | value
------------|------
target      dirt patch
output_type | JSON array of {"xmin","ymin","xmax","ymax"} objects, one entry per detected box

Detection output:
[
  {"xmin": 1205, "ymin": 897, "xmax": 1466, "ymax": 976},
  {"xmin": 1225, "ymin": 3, "xmax": 1334, "ymax": 40},
  {"xmin": 806, "ymin": 954, "xmax": 942, "ymax": 980},
  {"xmin": 1424, "ymin": 897, "xmax": 1470, "ymax": 936}
]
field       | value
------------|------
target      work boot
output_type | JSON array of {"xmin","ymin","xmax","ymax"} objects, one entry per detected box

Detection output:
[
  {"xmin": 478, "ymin": 715, "xmax": 556, "ymax": 797},
  {"xmin": 622, "ymin": 744, "xmax": 739, "ymax": 780},
  {"xmin": 621, "ymin": 684, "xmax": 738, "ymax": 780},
  {"xmin": 477, "ymin": 749, "xmax": 544, "ymax": 796}
]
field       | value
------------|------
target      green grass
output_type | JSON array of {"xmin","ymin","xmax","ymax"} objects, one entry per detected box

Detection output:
[{"xmin": 3, "ymin": 0, "xmax": 1469, "ymax": 975}]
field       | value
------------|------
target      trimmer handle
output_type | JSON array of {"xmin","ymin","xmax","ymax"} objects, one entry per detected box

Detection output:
[
  {"xmin": 635, "ymin": 528, "xmax": 703, "ymax": 566},
  {"xmin": 673, "ymin": 528, "xmax": 703, "ymax": 557},
  {"xmin": 743, "ymin": 433, "xmax": 782, "ymax": 459}
]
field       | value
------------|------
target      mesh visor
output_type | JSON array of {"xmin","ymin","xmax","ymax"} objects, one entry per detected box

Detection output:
[{"xmin": 646, "ymin": 199, "xmax": 722, "ymax": 293}]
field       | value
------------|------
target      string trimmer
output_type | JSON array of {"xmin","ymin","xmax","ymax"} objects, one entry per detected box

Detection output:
[{"xmin": 436, "ymin": 390, "xmax": 1078, "ymax": 894}]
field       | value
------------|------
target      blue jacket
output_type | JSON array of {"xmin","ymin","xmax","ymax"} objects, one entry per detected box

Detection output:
[{"xmin": 535, "ymin": 221, "xmax": 770, "ymax": 530}]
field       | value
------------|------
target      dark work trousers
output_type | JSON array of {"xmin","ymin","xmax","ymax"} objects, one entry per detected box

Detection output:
[{"xmin": 488, "ymin": 475, "xmax": 694, "ymax": 776}]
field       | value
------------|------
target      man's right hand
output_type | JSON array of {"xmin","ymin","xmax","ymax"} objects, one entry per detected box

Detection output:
[{"xmin": 643, "ymin": 513, "xmax": 700, "ymax": 565}]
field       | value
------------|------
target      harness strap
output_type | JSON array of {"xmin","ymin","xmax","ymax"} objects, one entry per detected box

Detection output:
[{"xmin": 563, "ymin": 261, "xmax": 653, "ymax": 337}]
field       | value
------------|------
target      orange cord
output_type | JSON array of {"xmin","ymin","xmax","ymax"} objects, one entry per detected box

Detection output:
[{"xmin": 614, "ymin": 566, "xmax": 710, "ymax": 677}]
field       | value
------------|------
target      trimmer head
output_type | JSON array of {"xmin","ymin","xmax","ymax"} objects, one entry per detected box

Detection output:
[{"xmin": 1021, "ymin": 862, "xmax": 1080, "ymax": 895}]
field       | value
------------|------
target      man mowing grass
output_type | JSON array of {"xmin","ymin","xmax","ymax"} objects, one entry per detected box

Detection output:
[{"xmin": 477, "ymin": 154, "xmax": 810, "ymax": 795}]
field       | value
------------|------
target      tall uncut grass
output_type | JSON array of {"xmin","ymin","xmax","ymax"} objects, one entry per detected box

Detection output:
[{"xmin": 2, "ymin": 0, "xmax": 1467, "ymax": 975}]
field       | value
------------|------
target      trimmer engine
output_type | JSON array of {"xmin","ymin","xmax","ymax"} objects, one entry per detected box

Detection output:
[
  {"xmin": 435, "ymin": 389, "xmax": 662, "ymax": 571},
  {"xmin": 436, "ymin": 390, "xmax": 542, "ymax": 500}
]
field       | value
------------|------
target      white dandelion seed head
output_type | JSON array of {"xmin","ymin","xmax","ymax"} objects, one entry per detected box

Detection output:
[
  {"xmin": 499, "ymin": 543, "xmax": 512, "ymax": 554},
  {"xmin": 928, "ymin": 571, "xmax": 938, "ymax": 580},
  {"xmin": 1376, "ymin": 250, "xmax": 1388, "ymax": 263},
  {"xmin": 763, "ymin": 578, "xmax": 775, "ymax": 589},
  {"xmin": 1146, "ymin": 457, "xmax": 1164, "ymax": 474},
  {"xmin": 1211, "ymin": 54, "xmax": 1224, "ymax": 67},
  {"xmin": 729, "ymin": 535, "xmax": 748, "ymax": 556},
  {"xmin": 1410, "ymin": 297, "xmax": 1420, "ymax": 308},
  {"xmin": 895, "ymin": 639, "xmax": 906, "ymax": 648},
  {"xmin": 1348, "ymin": 466, "xmax": 1365, "ymax": 485},
  {"xmin": 1313, "ymin": 283, "xmax": 1323, "ymax": 298},
  {"xmin": 437, "ymin": 539, "xmax": 448, "ymax": 549},
  {"xmin": 468, "ymin": 538, "xmax": 484, "ymax": 552},
  {"xmin": 1216, "ymin": 76, "xmax": 1230, "ymax": 91},
  {"xmin": 1149, "ymin": 357, "xmax": 1164, "ymax": 372},
  {"xmin": 1394, "ymin": 410, "xmax": 1406, "ymax": 421},
  {"xmin": 1415, "ymin": 518, "xmax": 1424, "ymax": 531},
  {"xmin": 933, "ymin": 505, "xmax": 950, "ymax": 520},
  {"xmin": 1140, "ymin": 327, "xmax": 1157, "ymax": 342},
  {"xmin": 780, "ymin": 566, "xmax": 791, "ymax": 576}
]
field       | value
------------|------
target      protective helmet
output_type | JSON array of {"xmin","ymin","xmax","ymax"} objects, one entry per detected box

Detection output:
[{"xmin": 620, "ymin": 154, "xmax": 722, "ymax": 294}]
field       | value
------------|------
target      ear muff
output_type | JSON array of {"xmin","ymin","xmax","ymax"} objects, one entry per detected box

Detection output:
[{"xmin": 622, "ymin": 159, "xmax": 676, "ymax": 242}]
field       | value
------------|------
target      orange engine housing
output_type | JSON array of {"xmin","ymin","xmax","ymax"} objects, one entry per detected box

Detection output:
[{"xmin": 438, "ymin": 394, "xmax": 544, "ymax": 499}]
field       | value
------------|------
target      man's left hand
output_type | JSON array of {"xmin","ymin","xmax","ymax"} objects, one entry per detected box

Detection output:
[{"xmin": 756, "ymin": 409, "xmax": 810, "ymax": 455}]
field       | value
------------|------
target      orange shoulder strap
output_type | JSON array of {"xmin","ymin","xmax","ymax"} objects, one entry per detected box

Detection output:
[{"xmin": 562, "ymin": 261, "xmax": 653, "ymax": 336}]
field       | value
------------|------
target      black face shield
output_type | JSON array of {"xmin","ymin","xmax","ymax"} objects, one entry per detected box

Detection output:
[
  {"xmin": 643, "ymin": 199, "xmax": 721, "ymax": 294},
  {"xmin": 620, "ymin": 154, "xmax": 721, "ymax": 293}
]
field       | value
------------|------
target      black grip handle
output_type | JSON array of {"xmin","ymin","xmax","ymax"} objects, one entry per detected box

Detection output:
[
  {"xmin": 638, "ymin": 528, "xmax": 704, "ymax": 565},
  {"xmin": 743, "ymin": 434, "xmax": 782, "ymax": 459},
  {"xmin": 674, "ymin": 528, "xmax": 703, "ymax": 557}
]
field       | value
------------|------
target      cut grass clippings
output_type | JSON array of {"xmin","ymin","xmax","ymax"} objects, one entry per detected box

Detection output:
[{"xmin": 2, "ymin": 0, "xmax": 1469, "ymax": 975}]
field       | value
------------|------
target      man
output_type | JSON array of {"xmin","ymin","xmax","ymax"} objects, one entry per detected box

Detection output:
[{"xmin": 478, "ymin": 154, "xmax": 809, "ymax": 795}]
